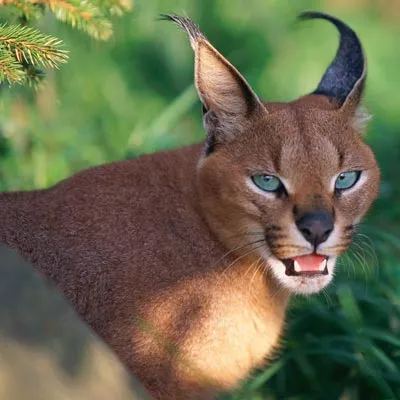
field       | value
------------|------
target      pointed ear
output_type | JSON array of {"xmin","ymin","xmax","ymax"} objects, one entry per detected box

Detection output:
[
  {"xmin": 299, "ymin": 12, "xmax": 371, "ymax": 132},
  {"xmin": 162, "ymin": 14, "xmax": 266, "ymax": 118}
]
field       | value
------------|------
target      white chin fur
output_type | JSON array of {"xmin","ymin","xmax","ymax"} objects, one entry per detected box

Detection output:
[{"xmin": 267, "ymin": 256, "xmax": 337, "ymax": 295}]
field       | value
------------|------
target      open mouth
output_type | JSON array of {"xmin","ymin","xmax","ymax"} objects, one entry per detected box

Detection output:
[{"xmin": 282, "ymin": 254, "xmax": 328, "ymax": 277}]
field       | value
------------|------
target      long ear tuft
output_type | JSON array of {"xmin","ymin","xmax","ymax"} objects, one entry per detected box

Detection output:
[
  {"xmin": 299, "ymin": 11, "xmax": 366, "ymax": 113},
  {"xmin": 160, "ymin": 14, "xmax": 206, "ymax": 51},
  {"xmin": 161, "ymin": 14, "xmax": 265, "ymax": 117}
]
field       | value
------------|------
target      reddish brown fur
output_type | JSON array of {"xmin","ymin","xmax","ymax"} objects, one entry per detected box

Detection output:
[
  {"xmin": 0, "ymin": 146, "xmax": 290, "ymax": 399},
  {"xmin": 200, "ymin": 98, "xmax": 379, "ymax": 257},
  {"xmin": 0, "ymin": 13, "xmax": 380, "ymax": 400}
]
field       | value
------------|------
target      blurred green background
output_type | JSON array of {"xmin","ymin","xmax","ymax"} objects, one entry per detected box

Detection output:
[{"xmin": 0, "ymin": 0, "xmax": 399, "ymax": 399}]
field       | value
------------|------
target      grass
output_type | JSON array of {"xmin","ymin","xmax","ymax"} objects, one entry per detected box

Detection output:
[{"xmin": 219, "ymin": 225, "xmax": 400, "ymax": 399}]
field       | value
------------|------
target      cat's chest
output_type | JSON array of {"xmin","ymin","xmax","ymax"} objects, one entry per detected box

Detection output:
[{"xmin": 180, "ymin": 275, "xmax": 287, "ymax": 390}]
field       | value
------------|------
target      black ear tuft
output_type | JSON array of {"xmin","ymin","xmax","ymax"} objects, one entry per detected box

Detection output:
[
  {"xmin": 299, "ymin": 11, "xmax": 366, "ymax": 107},
  {"xmin": 159, "ymin": 14, "xmax": 207, "ymax": 49}
]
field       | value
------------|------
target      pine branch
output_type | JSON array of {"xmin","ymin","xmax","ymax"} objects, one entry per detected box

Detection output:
[
  {"xmin": 29, "ymin": 0, "xmax": 114, "ymax": 40},
  {"xmin": 93, "ymin": 0, "xmax": 132, "ymax": 16},
  {"xmin": 0, "ymin": 44, "xmax": 25, "ymax": 84},
  {"xmin": 23, "ymin": 62, "xmax": 45, "ymax": 88},
  {"xmin": 0, "ymin": 24, "xmax": 68, "ymax": 69},
  {"xmin": 0, "ymin": 0, "xmax": 131, "ymax": 86},
  {"xmin": 0, "ymin": 0, "xmax": 41, "ymax": 17}
]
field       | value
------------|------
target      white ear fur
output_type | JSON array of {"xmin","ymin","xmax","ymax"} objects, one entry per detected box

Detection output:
[
  {"xmin": 352, "ymin": 105, "xmax": 372, "ymax": 133},
  {"xmin": 163, "ymin": 14, "xmax": 266, "ymax": 118},
  {"xmin": 194, "ymin": 40, "xmax": 264, "ymax": 116}
]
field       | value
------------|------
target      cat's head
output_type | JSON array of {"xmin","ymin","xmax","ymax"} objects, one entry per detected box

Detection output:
[{"xmin": 164, "ymin": 12, "xmax": 380, "ymax": 294}]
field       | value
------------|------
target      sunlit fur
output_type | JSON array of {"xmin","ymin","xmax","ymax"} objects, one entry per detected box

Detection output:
[{"xmin": 0, "ymin": 13, "xmax": 380, "ymax": 400}]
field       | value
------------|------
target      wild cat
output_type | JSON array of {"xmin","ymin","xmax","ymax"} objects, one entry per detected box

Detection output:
[{"xmin": 0, "ymin": 11, "xmax": 379, "ymax": 400}]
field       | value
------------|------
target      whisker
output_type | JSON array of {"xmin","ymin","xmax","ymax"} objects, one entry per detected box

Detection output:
[
  {"xmin": 221, "ymin": 243, "xmax": 266, "ymax": 276},
  {"xmin": 337, "ymin": 253, "xmax": 351, "ymax": 279},
  {"xmin": 350, "ymin": 236, "xmax": 379, "ymax": 291},
  {"xmin": 254, "ymin": 258, "xmax": 266, "ymax": 283},
  {"xmin": 349, "ymin": 248, "xmax": 371, "ymax": 297},
  {"xmin": 212, "ymin": 239, "xmax": 266, "ymax": 270},
  {"xmin": 248, "ymin": 257, "xmax": 264, "ymax": 293},
  {"xmin": 243, "ymin": 258, "xmax": 260, "ymax": 280},
  {"xmin": 270, "ymin": 283, "xmax": 285, "ymax": 302},
  {"xmin": 354, "ymin": 232, "xmax": 379, "ymax": 271},
  {"xmin": 351, "ymin": 238, "xmax": 376, "ymax": 274},
  {"xmin": 223, "ymin": 231, "xmax": 265, "ymax": 241},
  {"xmin": 342, "ymin": 251, "xmax": 357, "ymax": 279},
  {"xmin": 351, "ymin": 248, "xmax": 368, "ymax": 275}
]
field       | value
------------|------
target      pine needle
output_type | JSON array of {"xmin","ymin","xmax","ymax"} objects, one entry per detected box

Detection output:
[
  {"xmin": 0, "ymin": 24, "xmax": 68, "ymax": 69},
  {"xmin": 0, "ymin": 0, "xmax": 41, "ymax": 17},
  {"xmin": 0, "ymin": 44, "xmax": 25, "ymax": 84},
  {"xmin": 0, "ymin": 0, "xmax": 132, "ymax": 85},
  {"xmin": 30, "ymin": 0, "xmax": 114, "ymax": 40},
  {"xmin": 93, "ymin": 0, "xmax": 132, "ymax": 16}
]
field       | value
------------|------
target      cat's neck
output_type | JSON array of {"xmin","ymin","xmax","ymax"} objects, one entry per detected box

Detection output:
[
  {"xmin": 170, "ymin": 257, "xmax": 290, "ymax": 395},
  {"xmin": 170, "ymin": 146, "xmax": 291, "ymax": 390}
]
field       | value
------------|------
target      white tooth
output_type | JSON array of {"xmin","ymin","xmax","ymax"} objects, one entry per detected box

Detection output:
[
  {"xmin": 318, "ymin": 259, "xmax": 327, "ymax": 271},
  {"xmin": 294, "ymin": 261, "xmax": 301, "ymax": 272}
]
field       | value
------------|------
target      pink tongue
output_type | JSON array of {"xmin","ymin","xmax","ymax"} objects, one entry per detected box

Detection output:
[{"xmin": 292, "ymin": 254, "xmax": 326, "ymax": 272}]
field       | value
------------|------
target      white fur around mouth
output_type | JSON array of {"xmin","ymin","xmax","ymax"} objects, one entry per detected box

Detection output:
[{"xmin": 264, "ymin": 255, "xmax": 337, "ymax": 295}]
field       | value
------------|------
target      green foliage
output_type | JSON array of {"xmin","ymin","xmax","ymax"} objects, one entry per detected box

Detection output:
[
  {"xmin": 0, "ymin": 23, "xmax": 67, "ymax": 70},
  {"xmin": 0, "ymin": 0, "xmax": 399, "ymax": 399},
  {"xmin": 44, "ymin": 0, "xmax": 113, "ymax": 41},
  {"xmin": 0, "ymin": 0, "xmax": 131, "ymax": 85},
  {"xmin": 0, "ymin": 44, "xmax": 25, "ymax": 83},
  {"xmin": 223, "ymin": 228, "xmax": 400, "ymax": 399},
  {"xmin": 94, "ymin": 0, "xmax": 132, "ymax": 16},
  {"xmin": 0, "ymin": 22, "xmax": 67, "ymax": 85}
]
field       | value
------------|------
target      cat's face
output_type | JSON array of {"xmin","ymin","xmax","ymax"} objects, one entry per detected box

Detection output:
[
  {"xmin": 165, "ymin": 12, "xmax": 380, "ymax": 293},
  {"xmin": 198, "ymin": 102, "xmax": 380, "ymax": 294}
]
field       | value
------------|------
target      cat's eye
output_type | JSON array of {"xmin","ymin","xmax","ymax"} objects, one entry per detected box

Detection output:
[
  {"xmin": 335, "ymin": 171, "xmax": 361, "ymax": 190},
  {"xmin": 252, "ymin": 175, "xmax": 283, "ymax": 192}
]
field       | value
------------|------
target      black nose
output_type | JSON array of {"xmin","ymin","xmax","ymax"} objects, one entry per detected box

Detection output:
[{"xmin": 295, "ymin": 211, "xmax": 334, "ymax": 247}]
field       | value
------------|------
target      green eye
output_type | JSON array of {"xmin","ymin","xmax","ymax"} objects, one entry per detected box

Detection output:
[
  {"xmin": 335, "ymin": 171, "xmax": 361, "ymax": 190},
  {"xmin": 252, "ymin": 175, "xmax": 283, "ymax": 192}
]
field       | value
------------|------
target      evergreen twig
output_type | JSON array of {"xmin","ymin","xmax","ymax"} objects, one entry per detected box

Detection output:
[
  {"xmin": 0, "ymin": 44, "xmax": 25, "ymax": 84},
  {"xmin": 93, "ymin": 0, "xmax": 132, "ymax": 16},
  {"xmin": 29, "ymin": 0, "xmax": 114, "ymax": 40},
  {"xmin": 0, "ymin": 0, "xmax": 131, "ymax": 85},
  {"xmin": 0, "ymin": 24, "xmax": 68, "ymax": 68},
  {"xmin": 0, "ymin": 0, "xmax": 40, "ymax": 17}
]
